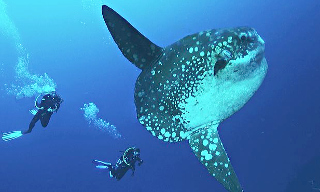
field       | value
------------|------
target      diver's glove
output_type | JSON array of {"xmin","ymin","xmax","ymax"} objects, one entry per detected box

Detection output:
[
  {"xmin": 29, "ymin": 109, "xmax": 38, "ymax": 115},
  {"xmin": 138, "ymin": 160, "xmax": 143, "ymax": 166},
  {"xmin": 2, "ymin": 131, "xmax": 23, "ymax": 141},
  {"xmin": 47, "ymin": 107, "xmax": 57, "ymax": 113}
]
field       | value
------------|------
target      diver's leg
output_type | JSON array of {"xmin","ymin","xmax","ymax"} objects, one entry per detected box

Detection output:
[
  {"xmin": 24, "ymin": 113, "xmax": 41, "ymax": 134},
  {"xmin": 40, "ymin": 113, "xmax": 53, "ymax": 127},
  {"xmin": 114, "ymin": 167, "xmax": 127, "ymax": 180},
  {"xmin": 92, "ymin": 160, "xmax": 116, "ymax": 178}
]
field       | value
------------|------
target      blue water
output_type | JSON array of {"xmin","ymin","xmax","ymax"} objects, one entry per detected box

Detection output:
[{"xmin": 1, "ymin": 0, "xmax": 320, "ymax": 192}]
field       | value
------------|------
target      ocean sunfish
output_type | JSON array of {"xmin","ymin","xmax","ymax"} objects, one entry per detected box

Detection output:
[{"xmin": 102, "ymin": 5, "xmax": 267, "ymax": 192}]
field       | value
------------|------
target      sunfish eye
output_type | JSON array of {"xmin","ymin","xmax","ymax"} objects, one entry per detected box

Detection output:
[
  {"xmin": 221, "ymin": 50, "xmax": 232, "ymax": 60},
  {"xmin": 240, "ymin": 33, "xmax": 247, "ymax": 41}
]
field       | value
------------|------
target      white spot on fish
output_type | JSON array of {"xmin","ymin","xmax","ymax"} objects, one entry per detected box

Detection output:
[
  {"xmin": 209, "ymin": 143, "xmax": 217, "ymax": 151},
  {"xmin": 180, "ymin": 131, "xmax": 185, "ymax": 138},
  {"xmin": 139, "ymin": 116, "xmax": 145, "ymax": 123},
  {"xmin": 133, "ymin": 54, "xmax": 138, "ymax": 61},
  {"xmin": 164, "ymin": 132, "xmax": 171, "ymax": 137},
  {"xmin": 201, "ymin": 150, "xmax": 208, "ymax": 156},
  {"xmin": 205, "ymin": 154, "xmax": 213, "ymax": 160}
]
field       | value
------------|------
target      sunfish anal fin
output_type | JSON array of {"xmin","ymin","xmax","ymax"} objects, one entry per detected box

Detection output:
[
  {"xmin": 102, "ymin": 5, "xmax": 163, "ymax": 70},
  {"xmin": 189, "ymin": 124, "xmax": 243, "ymax": 192}
]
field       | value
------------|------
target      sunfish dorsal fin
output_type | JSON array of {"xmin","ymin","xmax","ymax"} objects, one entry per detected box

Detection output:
[
  {"xmin": 102, "ymin": 5, "xmax": 163, "ymax": 70},
  {"xmin": 189, "ymin": 124, "xmax": 243, "ymax": 192}
]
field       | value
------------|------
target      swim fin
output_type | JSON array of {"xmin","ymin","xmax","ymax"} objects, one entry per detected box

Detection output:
[
  {"xmin": 2, "ymin": 131, "xmax": 23, "ymax": 141},
  {"xmin": 92, "ymin": 160, "xmax": 115, "ymax": 178},
  {"xmin": 92, "ymin": 160, "xmax": 112, "ymax": 169}
]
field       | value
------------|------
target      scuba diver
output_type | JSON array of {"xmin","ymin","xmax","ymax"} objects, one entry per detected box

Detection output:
[
  {"xmin": 92, "ymin": 147, "xmax": 143, "ymax": 180},
  {"xmin": 2, "ymin": 91, "xmax": 63, "ymax": 141}
]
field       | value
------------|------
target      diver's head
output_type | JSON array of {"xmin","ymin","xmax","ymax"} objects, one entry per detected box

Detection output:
[
  {"xmin": 134, "ymin": 148, "xmax": 140, "ymax": 155},
  {"xmin": 54, "ymin": 96, "xmax": 62, "ymax": 103},
  {"xmin": 50, "ymin": 91, "xmax": 57, "ymax": 97},
  {"xmin": 51, "ymin": 92, "xmax": 63, "ymax": 104}
]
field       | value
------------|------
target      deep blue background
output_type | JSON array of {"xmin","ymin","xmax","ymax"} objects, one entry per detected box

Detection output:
[{"xmin": 1, "ymin": 0, "xmax": 320, "ymax": 192}]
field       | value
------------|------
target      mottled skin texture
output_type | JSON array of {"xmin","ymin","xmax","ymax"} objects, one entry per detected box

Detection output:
[
  {"xmin": 102, "ymin": 5, "xmax": 268, "ymax": 192},
  {"xmin": 135, "ymin": 28, "xmax": 266, "ymax": 141}
]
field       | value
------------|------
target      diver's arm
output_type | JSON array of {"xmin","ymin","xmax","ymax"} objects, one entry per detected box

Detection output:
[
  {"xmin": 54, "ymin": 103, "xmax": 60, "ymax": 113},
  {"xmin": 48, "ymin": 101, "xmax": 62, "ymax": 113},
  {"xmin": 136, "ymin": 156, "xmax": 143, "ymax": 166},
  {"xmin": 47, "ymin": 105, "xmax": 58, "ymax": 113},
  {"xmin": 131, "ymin": 164, "xmax": 136, "ymax": 176},
  {"xmin": 55, "ymin": 97, "xmax": 63, "ymax": 112}
]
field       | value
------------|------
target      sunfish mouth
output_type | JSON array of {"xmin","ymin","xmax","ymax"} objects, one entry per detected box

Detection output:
[
  {"xmin": 248, "ymin": 42, "xmax": 265, "ymax": 64},
  {"xmin": 254, "ymin": 51, "xmax": 265, "ymax": 63}
]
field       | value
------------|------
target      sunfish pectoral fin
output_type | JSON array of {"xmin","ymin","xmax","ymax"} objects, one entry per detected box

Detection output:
[
  {"xmin": 102, "ymin": 5, "xmax": 163, "ymax": 70},
  {"xmin": 189, "ymin": 125, "xmax": 243, "ymax": 192}
]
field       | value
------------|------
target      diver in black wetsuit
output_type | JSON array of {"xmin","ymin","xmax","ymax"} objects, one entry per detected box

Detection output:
[
  {"xmin": 1, "ymin": 91, "xmax": 63, "ymax": 141},
  {"xmin": 92, "ymin": 147, "xmax": 143, "ymax": 180},
  {"xmin": 24, "ymin": 91, "xmax": 63, "ymax": 134}
]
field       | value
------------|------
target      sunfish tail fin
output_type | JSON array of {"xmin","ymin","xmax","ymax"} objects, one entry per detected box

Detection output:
[
  {"xmin": 189, "ymin": 124, "xmax": 243, "ymax": 192},
  {"xmin": 102, "ymin": 5, "xmax": 163, "ymax": 70}
]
